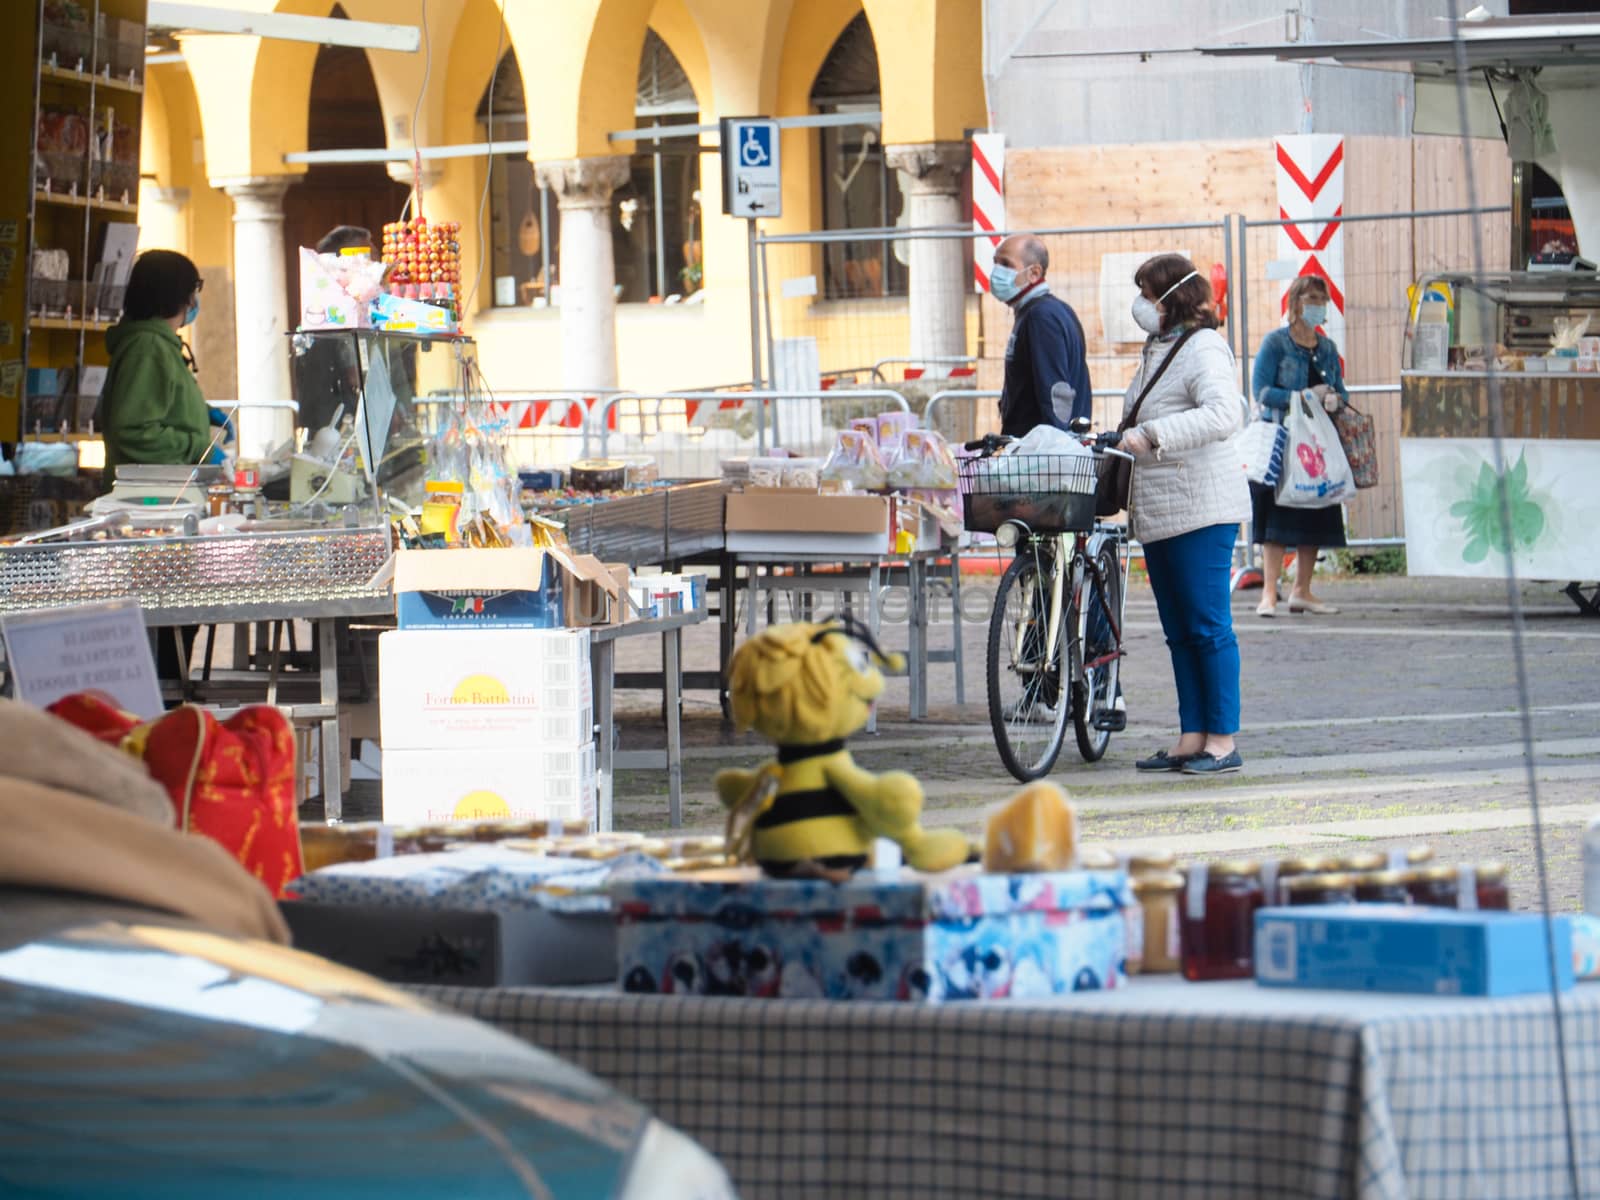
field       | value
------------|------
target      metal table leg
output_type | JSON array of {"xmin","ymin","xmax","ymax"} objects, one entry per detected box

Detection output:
[
  {"xmin": 664, "ymin": 627, "xmax": 683, "ymax": 829},
  {"xmin": 317, "ymin": 618, "xmax": 342, "ymax": 823},
  {"xmin": 909, "ymin": 557, "xmax": 928, "ymax": 720},
  {"xmin": 867, "ymin": 561, "xmax": 881, "ymax": 734},
  {"xmin": 592, "ymin": 637, "xmax": 615, "ymax": 833},
  {"xmin": 950, "ymin": 549, "xmax": 965, "ymax": 705},
  {"xmin": 746, "ymin": 560, "xmax": 760, "ymax": 637}
]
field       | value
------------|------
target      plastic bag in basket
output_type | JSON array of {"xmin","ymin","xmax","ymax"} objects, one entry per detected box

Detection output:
[
  {"xmin": 820, "ymin": 429, "xmax": 888, "ymax": 490},
  {"xmin": 888, "ymin": 429, "xmax": 959, "ymax": 490}
]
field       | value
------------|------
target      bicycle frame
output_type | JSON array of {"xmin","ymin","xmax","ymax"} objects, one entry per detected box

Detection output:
[
  {"xmin": 1009, "ymin": 526, "xmax": 1126, "ymax": 683},
  {"xmin": 1008, "ymin": 532, "xmax": 1071, "ymax": 683}
]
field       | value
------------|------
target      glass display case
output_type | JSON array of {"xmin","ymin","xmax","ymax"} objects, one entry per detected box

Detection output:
[
  {"xmin": 290, "ymin": 329, "xmax": 473, "ymax": 515},
  {"xmin": 1398, "ymin": 271, "xmax": 1599, "ymax": 587}
]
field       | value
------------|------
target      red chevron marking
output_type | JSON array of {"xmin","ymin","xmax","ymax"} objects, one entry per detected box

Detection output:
[{"xmin": 1277, "ymin": 140, "xmax": 1344, "ymax": 202}]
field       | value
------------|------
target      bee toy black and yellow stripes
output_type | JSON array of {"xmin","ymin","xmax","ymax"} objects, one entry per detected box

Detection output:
[{"xmin": 716, "ymin": 620, "xmax": 972, "ymax": 879}]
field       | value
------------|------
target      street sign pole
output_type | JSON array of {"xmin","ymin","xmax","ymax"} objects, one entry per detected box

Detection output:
[{"xmin": 721, "ymin": 116, "xmax": 783, "ymax": 445}]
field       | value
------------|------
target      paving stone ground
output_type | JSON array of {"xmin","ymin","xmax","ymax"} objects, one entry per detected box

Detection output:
[{"xmin": 607, "ymin": 570, "xmax": 1600, "ymax": 913}]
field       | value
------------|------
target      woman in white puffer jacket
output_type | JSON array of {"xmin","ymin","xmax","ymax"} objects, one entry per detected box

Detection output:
[{"xmin": 1118, "ymin": 254, "xmax": 1252, "ymax": 776}]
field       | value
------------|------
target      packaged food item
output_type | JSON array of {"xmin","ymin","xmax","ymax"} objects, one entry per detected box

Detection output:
[
  {"xmin": 1405, "ymin": 865, "xmax": 1460, "ymax": 908},
  {"xmin": 888, "ymin": 428, "xmax": 959, "ymax": 489},
  {"xmin": 1474, "ymin": 862, "xmax": 1510, "ymax": 910},
  {"xmin": 982, "ymin": 782, "xmax": 1077, "ymax": 873},
  {"xmin": 1131, "ymin": 873, "xmax": 1184, "ymax": 974},
  {"xmin": 1353, "ymin": 870, "xmax": 1410, "ymax": 904},
  {"xmin": 1285, "ymin": 872, "xmax": 1357, "ymax": 906},
  {"xmin": 782, "ymin": 458, "xmax": 822, "ymax": 489},
  {"xmin": 876, "ymin": 410, "xmax": 918, "ymax": 450},
  {"xmin": 819, "ymin": 429, "xmax": 888, "ymax": 490},
  {"xmin": 1180, "ymin": 861, "xmax": 1264, "ymax": 981},
  {"xmin": 748, "ymin": 456, "xmax": 790, "ymax": 489}
]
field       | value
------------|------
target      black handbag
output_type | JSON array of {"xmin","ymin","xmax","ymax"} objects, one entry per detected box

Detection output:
[{"xmin": 1094, "ymin": 327, "xmax": 1201, "ymax": 517}]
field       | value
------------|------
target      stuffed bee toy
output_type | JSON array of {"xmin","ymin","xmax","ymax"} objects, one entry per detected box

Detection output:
[{"xmin": 716, "ymin": 618, "xmax": 972, "ymax": 879}]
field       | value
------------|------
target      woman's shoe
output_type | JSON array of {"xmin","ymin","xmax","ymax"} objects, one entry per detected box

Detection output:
[
  {"xmin": 1255, "ymin": 600, "xmax": 1277, "ymax": 618},
  {"xmin": 1181, "ymin": 749, "xmax": 1244, "ymax": 775},
  {"xmin": 1135, "ymin": 750, "xmax": 1194, "ymax": 773},
  {"xmin": 1287, "ymin": 597, "xmax": 1340, "ymax": 614}
]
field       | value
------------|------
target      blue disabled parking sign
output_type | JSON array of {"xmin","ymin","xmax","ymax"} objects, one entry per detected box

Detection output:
[{"xmin": 720, "ymin": 116, "xmax": 782, "ymax": 219}]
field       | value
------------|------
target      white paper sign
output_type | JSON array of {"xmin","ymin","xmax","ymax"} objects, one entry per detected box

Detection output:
[{"xmin": 1, "ymin": 599, "xmax": 162, "ymax": 718}]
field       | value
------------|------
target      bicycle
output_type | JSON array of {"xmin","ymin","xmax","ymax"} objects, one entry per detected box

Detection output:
[{"xmin": 958, "ymin": 424, "xmax": 1133, "ymax": 782}]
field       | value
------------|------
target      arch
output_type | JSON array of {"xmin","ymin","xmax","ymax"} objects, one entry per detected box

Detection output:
[
  {"xmin": 860, "ymin": 0, "xmax": 984, "ymax": 144},
  {"xmin": 647, "ymin": 0, "xmax": 713, "ymax": 118},
  {"xmin": 501, "ymin": 0, "xmax": 655, "ymax": 162}
]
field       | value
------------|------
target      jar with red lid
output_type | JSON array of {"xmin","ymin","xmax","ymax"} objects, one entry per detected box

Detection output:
[
  {"xmin": 1474, "ymin": 862, "xmax": 1510, "ymax": 910},
  {"xmin": 1180, "ymin": 861, "xmax": 1265, "ymax": 981}
]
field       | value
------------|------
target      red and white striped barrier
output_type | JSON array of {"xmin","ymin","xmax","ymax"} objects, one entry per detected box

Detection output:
[
  {"xmin": 972, "ymin": 132, "xmax": 1005, "ymax": 294},
  {"xmin": 1275, "ymin": 135, "xmax": 1345, "ymax": 349}
]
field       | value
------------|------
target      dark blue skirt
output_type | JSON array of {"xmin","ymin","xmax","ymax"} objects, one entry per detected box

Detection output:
[{"xmin": 1249, "ymin": 481, "xmax": 1347, "ymax": 548}]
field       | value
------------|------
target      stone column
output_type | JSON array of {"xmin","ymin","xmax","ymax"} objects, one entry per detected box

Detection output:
[
  {"xmin": 217, "ymin": 176, "xmax": 295, "ymax": 460},
  {"xmin": 886, "ymin": 142, "xmax": 968, "ymax": 379},
  {"xmin": 535, "ymin": 156, "xmax": 631, "ymax": 392}
]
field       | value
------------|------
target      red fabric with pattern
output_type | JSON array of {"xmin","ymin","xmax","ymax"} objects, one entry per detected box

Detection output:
[{"xmin": 47, "ymin": 693, "xmax": 304, "ymax": 898}]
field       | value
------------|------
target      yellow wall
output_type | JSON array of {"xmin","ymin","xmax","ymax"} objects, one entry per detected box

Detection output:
[{"xmin": 142, "ymin": 0, "xmax": 981, "ymax": 398}]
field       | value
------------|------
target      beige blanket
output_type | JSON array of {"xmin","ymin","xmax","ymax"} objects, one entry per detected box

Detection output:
[{"xmin": 0, "ymin": 699, "xmax": 288, "ymax": 944}]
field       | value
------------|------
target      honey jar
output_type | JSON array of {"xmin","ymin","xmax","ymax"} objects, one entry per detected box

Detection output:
[
  {"xmin": 1131, "ymin": 873, "xmax": 1184, "ymax": 974},
  {"xmin": 1078, "ymin": 845, "xmax": 1119, "ymax": 871},
  {"xmin": 1338, "ymin": 851, "xmax": 1388, "ymax": 874},
  {"xmin": 1128, "ymin": 850, "xmax": 1178, "ymax": 878},
  {"xmin": 1180, "ymin": 861, "xmax": 1265, "ymax": 982}
]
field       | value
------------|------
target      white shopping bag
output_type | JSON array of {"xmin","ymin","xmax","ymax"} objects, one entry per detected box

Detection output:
[
  {"xmin": 1277, "ymin": 392, "xmax": 1355, "ymax": 508},
  {"xmin": 1238, "ymin": 419, "xmax": 1287, "ymax": 487}
]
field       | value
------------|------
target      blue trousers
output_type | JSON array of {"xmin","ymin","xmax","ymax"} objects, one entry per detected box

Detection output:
[{"xmin": 1142, "ymin": 523, "xmax": 1241, "ymax": 735}]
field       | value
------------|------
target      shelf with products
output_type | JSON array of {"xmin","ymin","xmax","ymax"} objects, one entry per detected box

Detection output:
[
  {"xmin": 33, "ymin": 188, "xmax": 137, "ymax": 215},
  {"xmin": 38, "ymin": 61, "xmax": 142, "ymax": 94}
]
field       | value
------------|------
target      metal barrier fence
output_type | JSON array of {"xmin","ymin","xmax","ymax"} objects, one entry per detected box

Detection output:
[
  {"xmin": 596, "ymin": 389, "xmax": 911, "ymax": 479},
  {"xmin": 751, "ymin": 207, "xmax": 1511, "ymax": 547},
  {"xmin": 418, "ymin": 390, "xmax": 625, "ymax": 470}
]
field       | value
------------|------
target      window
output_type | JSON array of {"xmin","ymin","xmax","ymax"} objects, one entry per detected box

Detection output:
[
  {"xmin": 482, "ymin": 32, "xmax": 702, "ymax": 309},
  {"xmin": 811, "ymin": 14, "xmax": 905, "ymax": 300}
]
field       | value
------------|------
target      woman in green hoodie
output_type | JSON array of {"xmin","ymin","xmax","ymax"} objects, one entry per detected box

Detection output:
[{"xmin": 102, "ymin": 250, "xmax": 228, "ymax": 484}]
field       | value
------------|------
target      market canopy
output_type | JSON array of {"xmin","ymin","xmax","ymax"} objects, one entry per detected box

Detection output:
[{"xmin": 1196, "ymin": 14, "xmax": 1600, "ymax": 259}]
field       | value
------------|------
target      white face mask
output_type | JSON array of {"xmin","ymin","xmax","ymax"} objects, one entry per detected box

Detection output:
[{"xmin": 1131, "ymin": 269, "xmax": 1201, "ymax": 336}]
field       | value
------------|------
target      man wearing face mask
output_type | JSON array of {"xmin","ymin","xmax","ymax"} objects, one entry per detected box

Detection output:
[
  {"xmin": 101, "ymin": 249, "xmax": 229, "ymax": 487},
  {"xmin": 992, "ymin": 234, "xmax": 1092, "ymax": 437}
]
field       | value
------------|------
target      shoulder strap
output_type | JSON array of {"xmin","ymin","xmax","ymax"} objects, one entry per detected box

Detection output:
[{"xmin": 1120, "ymin": 326, "xmax": 1203, "ymax": 432}]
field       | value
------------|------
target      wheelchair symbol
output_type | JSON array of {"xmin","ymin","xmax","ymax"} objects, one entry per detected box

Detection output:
[{"xmin": 739, "ymin": 125, "xmax": 771, "ymax": 168}]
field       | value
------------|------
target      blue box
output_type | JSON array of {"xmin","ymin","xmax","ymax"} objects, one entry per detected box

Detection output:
[
  {"xmin": 613, "ymin": 868, "xmax": 1134, "ymax": 1003},
  {"xmin": 394, "ymin": 547, "xmax": 564, "ymax": 630},
  {"xmin": 26, "ymin": 368, "xmax": 60, "ymax": 398},
  {"xmin": 1255, "ymin": 906, "xmax": 1574, "ymax": 997}
]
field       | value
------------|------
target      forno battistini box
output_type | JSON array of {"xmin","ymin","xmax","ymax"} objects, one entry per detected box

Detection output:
[
  {"xmin": 613, "ymin": 868, "xmax": 1133, "ymax": 1002},
  {"xmin": 1255, "ymin": 906, "xmax": 1576, "ymax": 997}
]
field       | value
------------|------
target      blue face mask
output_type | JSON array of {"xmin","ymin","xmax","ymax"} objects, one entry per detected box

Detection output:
[
  {"xmin": 184, "ymin": 298, "xmax": 201, "ymax": 327},
  {"xmin": 990, "ymin": 264, "xmax": 1023, "ymax": 303},
  {"xmin": 1300, "ymin": 303, "xmax": 1327, "ymax": 328}
]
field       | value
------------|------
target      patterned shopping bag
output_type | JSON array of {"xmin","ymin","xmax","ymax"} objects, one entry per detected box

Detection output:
[
  {"xmin": 1333, "ymin": 403, "xmax": 1379, "ymax": 489},
  {"xmin": 48, "ymin": 694, "xmax": 304, "ymax": 897}
]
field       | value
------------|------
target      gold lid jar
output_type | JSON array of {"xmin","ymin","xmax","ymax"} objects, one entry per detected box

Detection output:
[
  {"xmin": 1078, "ymin": 845, "xmax": 1119, "ymax": 871},
  {"xmin": 1277, "ymin": 855, "xmax": 1335, "ymax": 878},
  {"xmin": 1127, "ymin": 850, "xmax": 1177, "ymax": 876},
  {"xmin": 1209, "ymin": 859, "xmax": 1261, "ymax": 880},
  {"xmin": 1132, "ymin": 872, "xmax": 1186, "ymax": 895},
  {"xmin": 1475, "ymin": 861, "xmax": 1508, "ymax": 883},
  {"xmin": 1339, "ymin": 851, "xmax": 1387, "ymax": 873},
  {"xmin": 1405, "ymin": 845, "xmax": 1435, "ymax": 866}
]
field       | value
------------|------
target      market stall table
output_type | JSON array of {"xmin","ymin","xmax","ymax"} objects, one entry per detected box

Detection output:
[
  {"xmin": 592, "ymin": 604, "xmax": 708, "ymax": 831},
  {"xmin": 413, "ymin": 978, "xmax": 1600, "ymax": 1200},
  {"xmin": 733, "ymin": 547, "xmax": 966, "ymax": 726}
]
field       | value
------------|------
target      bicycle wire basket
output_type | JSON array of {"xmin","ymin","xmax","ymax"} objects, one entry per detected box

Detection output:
[{"xmin": 958, "ymin": 451, "xmax": 1103, "ymax": 534}]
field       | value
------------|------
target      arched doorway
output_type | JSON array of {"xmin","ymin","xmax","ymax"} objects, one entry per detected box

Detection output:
[
  {"xmin": 811, "ymin": 12, "xmax": 905, "ymax": 300},
  {"xmin": 281, "ymin": 11, "xmax": 410, "ymax": 326}
]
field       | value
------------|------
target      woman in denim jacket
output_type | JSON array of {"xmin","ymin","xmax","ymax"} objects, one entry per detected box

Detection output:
[{"xmin": 1249, "ymin": 275, "xmax": 1346, "ymax": 617}]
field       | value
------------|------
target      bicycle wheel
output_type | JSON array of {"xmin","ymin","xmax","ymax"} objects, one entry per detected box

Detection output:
[
  {"xmin": 1072, "ymin": 539, "xmax": 1124, "ymax": 763},
  {"xmin": 987, "ymin": 549, "xmax": 1068, "ymax": 782}
]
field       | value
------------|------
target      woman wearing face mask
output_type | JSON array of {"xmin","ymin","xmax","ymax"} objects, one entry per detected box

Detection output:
[
  {"xmin": 101, "ymin": 249, "xmax": 230, "ymax": 487},
  {"xmin": 1120, "ymin": 254, "xmax": 1252, "ymax": 776},
  {"xmin": 1248, "ymin": 274, "xmax": 1347, "ymax": 617}
]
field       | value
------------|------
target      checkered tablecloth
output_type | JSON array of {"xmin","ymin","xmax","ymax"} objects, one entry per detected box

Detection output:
[{"xmin": 410, "ymin": 979, "xmax": 1600, "ymax": 1200}]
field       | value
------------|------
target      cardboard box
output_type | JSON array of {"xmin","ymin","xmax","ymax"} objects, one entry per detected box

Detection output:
[
  {"xmin": 613, "ymin": 868, "xmax": 1133, "ymax": 1002},
  {"xmin": 379, "ymin": 628, "xmax": 592, "ymax": 750},
  {"xmin": 567, "ymin": 559, "xmax": 630, "ymax": 627},
  {"xmin": 392, "ymin": 546, "xmax": 619, "ymax": 630},
  {"xmin": 1255, "ymin": 906, "xmax": 1575, "ymax": 997},
  {"xmin": 383, "ymin": 744, "xmax": 596, "ymax": 828},
  {"xmin": 281, "ymin": 901, "xmax": 615, "ymax": 987},
  {"xmin": 724, "ymin": 491, "xmax": 892, "ymax": 555}
]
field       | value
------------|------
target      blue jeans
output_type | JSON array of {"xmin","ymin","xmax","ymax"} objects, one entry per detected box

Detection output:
[{"xmin": 1142, "ymin": 523, "xmax": 1241, "ymax": 735}]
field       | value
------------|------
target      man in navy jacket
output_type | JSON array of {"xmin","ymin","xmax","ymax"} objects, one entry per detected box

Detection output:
[{"xmin": 992, "ymin": 234, "xmax": 1092, "ymax": 437}]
